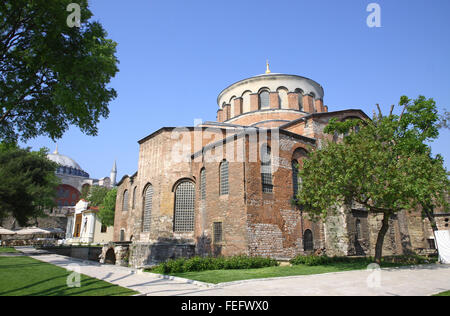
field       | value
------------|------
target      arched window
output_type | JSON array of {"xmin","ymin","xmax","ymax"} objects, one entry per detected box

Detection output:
[
  {"xmin": 261, "ymin": 144, "xmax": 273, "ymax": 193},
  {"xmin": 304, "ymin": 229, "xmax": 314, "ymax": 251},
  {"xmin": 122, "ymin": 190, "xmax": 129, "ymax": 212},
  {"xmin": 132, "ymin": 186, "xmax": 137, "ymax": 209},
  {"xmin": 277, "ymin": 87, "xmax": 288, "ymax": 109},
  {"xmin": 120, "ymin": 229, "xmax": 125, "ymax": 242},
  {"xmin": 142, "ymin": 184, "xmax": 153, "ymax": 233},
  {"xmin": 174, "ymin": 181, "xmax": 196, "ymax": 232},
  {"xmin": 242, "ymin": 90, "xmax": 251, "ymax": 113},
  {"xmin": 200, "ymin": 168, "xmax": 206, "ymax": 200},
  {"xmin": 295, "ymin": 89, "xmax": 303, "ymax": 111},
  {"xmin": 219, "ymin": 160, "xmax": 229, "ymax": 195},
  {"xmin": 292, "ymin": 159, "xmax": 299, "ymax": 198},
  {"xmin": 259, "ymin": 90, "xmax": 270, "ymax": 109}
]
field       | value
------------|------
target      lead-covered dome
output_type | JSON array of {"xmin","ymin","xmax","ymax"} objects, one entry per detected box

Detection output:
[{"xmin": 47, "ymin": 146, "xmax": 89, "ymax": 178}]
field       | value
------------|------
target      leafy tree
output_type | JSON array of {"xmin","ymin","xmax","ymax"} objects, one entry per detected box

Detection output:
[
  {"xmin": 295, "ymin": 96, "xmax": 449, "ymax": 263},
  {"xmin": 97, "ymin": 187, "xmax": 116, "ymax": 227},
  {"xmin": 0, "ymin": 143, "xmax": 59, "ymax": 226},
  {"xmin": 85, "ymin": 185, "xmax": 116, "ymax": 227},
  {"xmin": 438, "ymin": 109, "xmax": 450, "ymax": 130},
  {"xmin": 85, "ymin": 185, "xmax": 109, "ymax": 207},
  {"xmin": 0, "ymin": 0, "xmax": 119, "ymax": 142}
]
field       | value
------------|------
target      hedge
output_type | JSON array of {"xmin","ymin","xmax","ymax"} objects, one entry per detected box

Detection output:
[{"xmin": 151, "ymin": 255, "xmax": 279, "ymax": 274}]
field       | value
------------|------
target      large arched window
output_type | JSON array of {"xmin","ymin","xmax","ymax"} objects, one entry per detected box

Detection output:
[
  {"xmin": 132, "ymin": 186, "xmax": 137, "ymax": 209},
  {"xmin": 122, "ymin": 190, "xmax": 129, "ymax": 212},
  {"xmin": 142, "ymin": 184, "xmax": 153, "ymax": 233},
  {"xmin": 259, "ymin": 90, "xmax": 270, "ymax": 109},
  {"xmin": 292, "ymin": 159, "xmax": 299, "ymax": 198},
  {"xmin": 292, "ymin": 148, "xmax": 308, "ymax": 198},
  {"xmin": 261, "ymin": 144, "xmax": 273, "ymax": 193},
  {"xmin": 174, "ymin": 181, "xmax": 196, "ymax": 232},
  {"xmin": 200, "ymin": 168, "xmax": 206, "ymax": 200},
  {"xmin": 219, "ymin": 160, "xmax": 229, "ymax": 195},
  {"xmin": 303, "ymin": 229, "xmax": 314, "ymax": 251}
]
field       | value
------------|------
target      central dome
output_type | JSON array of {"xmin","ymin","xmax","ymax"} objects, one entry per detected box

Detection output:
[
  {"xmin": 215, "ymin": 71, "xmax": 326, "ymax": 127},
  {"xmin": 47, "ymin": 146, "xmax": 89, "ymax": 178}
]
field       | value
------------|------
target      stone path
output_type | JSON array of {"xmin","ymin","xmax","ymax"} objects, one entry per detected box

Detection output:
[{"xmin": 16, "ymin": 247, "xmax": 450, "ymax": 296}]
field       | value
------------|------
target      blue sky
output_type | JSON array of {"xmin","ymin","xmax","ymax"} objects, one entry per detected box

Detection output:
[{"xmin": 22, "ymin": 0, "xmax": 450, "ymax": 180}]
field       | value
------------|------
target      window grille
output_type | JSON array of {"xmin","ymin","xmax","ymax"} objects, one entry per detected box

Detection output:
[
  {"xmin": 132, "ymin": 186, "xmax": 137, "ymax": 209},
  {"xmin": 261, "ymin": 145, "xmax": 273, "ymax": 193},
  {"xmin": 213, "ymin": 222, "xmax": 223, "ymax": 243},
  {"xmin": 220, "ymin": 161, "xmax": 229, "ymax": 195},
  {"xmin": 292, "ymin": 160, "xmax": 299, "ymax": 198},
  {"xmin": 142, "ymin": 185, "xmax": 153, "ymax": 233},
  {"xmin": 303, "ymin": 229, "xmax": 314, "ymax": 251},
  {"xmin": 122, "ymin": 190, "xmax": 129, "ymax": 212},
  {"xmin": 259, "ymin": 91, "xmax": 270, "ymax": 109},
  {"xmin": 200, "ymin": 168, "xmax": 206, "ymax": 200},
  {"xmin": 356, "ymin": 219, "xmax": 362, "ymax": 240},
  {"xmin": 174, "ymin": 181, "xmax": 195, "ymax": 232}
]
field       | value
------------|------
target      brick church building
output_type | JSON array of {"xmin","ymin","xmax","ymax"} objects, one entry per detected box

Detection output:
[{"xmin": 108, "ymin": 65, "xmax": 443, "ymax": 267}]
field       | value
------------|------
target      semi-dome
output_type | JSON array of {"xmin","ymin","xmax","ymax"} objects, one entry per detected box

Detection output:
[{"xmin": 47, "ymin": 145, "xmax": 89, "ymax": 178}]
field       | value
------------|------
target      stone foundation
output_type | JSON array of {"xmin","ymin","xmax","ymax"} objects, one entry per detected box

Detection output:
[{"xmin": 129, "ymin": 238, "xmax": 195, "ymax": 268}]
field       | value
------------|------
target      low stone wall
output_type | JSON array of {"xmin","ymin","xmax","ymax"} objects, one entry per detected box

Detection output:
[
  {"xmin": 42, "ymin": 246, "xmax": 103, "ymax": 262},
  {"xmin": 130, "ymin": 238, "xmax": 195, "ymax": 268}
]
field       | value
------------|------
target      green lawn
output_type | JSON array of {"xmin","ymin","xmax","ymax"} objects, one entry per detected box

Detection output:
[
  {"xmin": 0, "ymin": 247, "xmax": 18, "ymax": 253},
  {"xmin": 164, "ymin": 261, "xmax": 425, "ymax": 284},
  {"xmin": 433, "ymin": 291, "xmax": 450, "ymax": 296},
  {"xmin": 0, "ymin": 256, "xmax": 138, "ymax": 296}
]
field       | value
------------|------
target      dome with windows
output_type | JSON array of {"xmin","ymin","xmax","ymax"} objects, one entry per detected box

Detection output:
[
  {"xmin": 215, "ymin": 63, "xmax": 327, "ymax": 127},
  {"xmin": 47, "ymin": 145, "xmax": 89, "ymax": 178}
]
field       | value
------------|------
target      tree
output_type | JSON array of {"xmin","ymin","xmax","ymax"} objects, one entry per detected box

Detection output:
[
  {"xmin": 0, "ymin": 143, "xmax": 59, "ymax": 226},
  {"xmin": 85, "ymin": 185, "xmax": 116, "ymax": 227},
  {"xmin": 97, "ymin": 188, "xmax": 116, "ymax": 227},
  {"xmin": 85, "ymin": 185, "xmax": 109, "ymax": 207},
  {"xmin": 295, "ymin": 96, "xmax": 450, "ymax": 264},
  {"xmin": 0, "ymin": 0, "xmax": 119, "ymax": 142}
]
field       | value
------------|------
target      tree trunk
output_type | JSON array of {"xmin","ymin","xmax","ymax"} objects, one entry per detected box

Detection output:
[
  {"xmin": 374, "ymin": 212, "xmax": 391, "ymax": 264},
  {"xmin": 423, "ymin": 206, "xmax": 438, "ymax": 232}
]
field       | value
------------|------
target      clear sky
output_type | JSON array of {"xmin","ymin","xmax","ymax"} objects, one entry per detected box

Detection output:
[{"xmin": 21, "ymin": 0, "xmax": 450, "ymax": 181}]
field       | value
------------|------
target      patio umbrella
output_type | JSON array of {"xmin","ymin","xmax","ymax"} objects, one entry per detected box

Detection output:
[
  {"xmin": 0, "ymin": 226, "xmax": 16, "ymax": 235},
  {"xmin": 15, "ymin": 227, "xmax": 51, "ymax": 235}
]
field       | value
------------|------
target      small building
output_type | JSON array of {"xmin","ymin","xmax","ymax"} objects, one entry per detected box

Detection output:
[{"xmin": 65, "ymin": 199, "xmax": 114, "ymax": 245}]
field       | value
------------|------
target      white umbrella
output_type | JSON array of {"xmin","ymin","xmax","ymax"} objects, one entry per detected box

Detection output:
[
  {"xmin": 43, "ymin": 228, "xmax": 64, "ymax": 234},
  {"xmin": 0, "ymin": 226, "xmax": 16, "ymax": 235},
  {"xmin": 15, "ymin": 227, "xmax": 51, "ymax": 235}
]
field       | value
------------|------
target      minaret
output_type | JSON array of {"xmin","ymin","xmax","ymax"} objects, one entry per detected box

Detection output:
[{"xmin": 110, "ymin": 160, "xmax": 117, "ymax": 187}]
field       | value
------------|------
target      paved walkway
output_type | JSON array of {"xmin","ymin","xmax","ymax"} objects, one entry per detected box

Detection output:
[{"xmin": 16, "ymin": 247, "xmax": 450, "ymax": 296}]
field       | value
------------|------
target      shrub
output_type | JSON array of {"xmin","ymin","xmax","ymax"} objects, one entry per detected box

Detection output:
[
  {"xmin": 154, "ymin": 255, "xmax": 279, "ymax": 274},
  {"xmin": 289, "ymin": 254, "xmax": 435, "ymax": 266}
]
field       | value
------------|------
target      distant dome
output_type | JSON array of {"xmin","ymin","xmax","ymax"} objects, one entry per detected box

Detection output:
[{"xmin": 47, "ymin": 145, "xmax": 89, "ymax": 178}]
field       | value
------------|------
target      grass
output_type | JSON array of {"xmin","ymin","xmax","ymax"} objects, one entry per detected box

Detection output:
[
  {"xmin": 0, "ymin": 247, "xmax": 18, "ymax": 253},
  {"xmin": 0, "ymin": 256, "xmax": 138, "ymax": 296},
  {"xmin": 158, "ymin": 259, "xmax": 435, "ymax": 284},
  {"xmin": 433, "ymin": 291, "xmax": 450, "ymax": 296}
]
